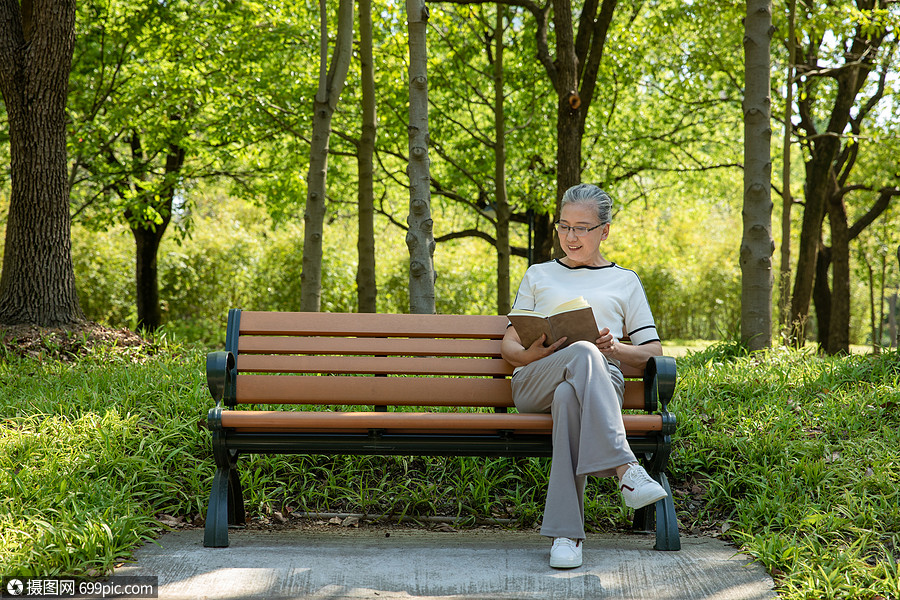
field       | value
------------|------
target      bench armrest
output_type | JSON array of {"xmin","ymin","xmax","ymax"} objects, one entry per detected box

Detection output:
[
  {"xmin": 206, "ymin": 351, "xmax": 236, "ymax": 407},
  {"xmin": 643, "ymin": 355, "xmax": 677, "ymax": 412}
]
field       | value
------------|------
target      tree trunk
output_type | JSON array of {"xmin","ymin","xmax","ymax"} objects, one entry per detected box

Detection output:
[
  {"xmin": 550, "ymin": 0, "xmax": 582, "ymax": 257},
  {"xmin": 888, "ymin": 292, "xmax": 897, "ymax": 349},
  {"xmin": 494, "ymin": 6, "xmax": 511, "ymax": 315},
  {"xmin": 533, "ymin": 212, "xmax": 555, "ymax": 264},
  {"xmin": 131, "ymin": 225, "xmax": 165, "ymax": 332},
  {"xmin": 519, "ymin": 0, "xmax": 617, "ymax": 257},
  {"xmin": 861, "ymin": 250, "xmax": 878, "ymax": 353},
  {"xmin": 740, "ymin": 0, "xmax": 774, "ymax": 351},
  {"xmin": 301, "ymin": 0, "xmax": 355, "ymax": 312},
  {"xmin": 406, "ymin": 0, "xmax": 436, "ymax": 314},
  {"xmin": 0, "ymin": 0, "xmax": 83, "ymax": 326},
  {"xmin": 895, "ymin": 244, "xmax": 900, "ymax": 348},
  {"xmin": 812, "ymin": 243, "xmax": 831, "ymax": 349},
  {"xmin": 789, "ymin": 150, "xmax": 833, "ymax": 345},
  {"xmin": 788, "ymin": 2, "xmax": 886, "ymax": 348},
  {"xmin": 824, "ymin": 188, "xmax": 851, "ymax": 354},
  {"xmin": 552, "ymin": 0, "xmax": 579, "ymax": 190},
  {"xmin": 126, "ymin": 144, "xmax": 185, "ymax": 332},
  {"xmin": 356, "ymin": 0, "xmax": 377, "ymax": 313},
  {"xmin": 778, "ymin": 0, "xmax": 796, "ymax": 336}
]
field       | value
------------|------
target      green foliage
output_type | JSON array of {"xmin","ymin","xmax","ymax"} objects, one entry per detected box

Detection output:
[
  {"xmin": 47, "ymin": 0, "xmax": 897, "ymax": 349},
  {"xmin": 586, "ymin": 0, "xmax": 744, "ymax": 190},
  {"xmin": 71, "ymin": 225, "xmax": 135, "ymax": 328},
  {"xmin": 69, "ymin": 180, "xmax": 895, "ymax": 348},
  {"xmin": 424, "ymin": 3, "xmax": 556, "ymax": 221},
  {"xmin": 69, "ymin": 192, "xmax": 519, "ymax": 343},
  {"xmin": 607, "ymin": 173, "xmax": 743, "ymax": 340},
  {"xmin": 68, "ymin": 0, "xmax": 319, "ymax": 233}
]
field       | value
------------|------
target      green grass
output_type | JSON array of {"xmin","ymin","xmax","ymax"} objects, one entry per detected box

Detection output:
[
  {"xmin": 671, "ymin": 342, "xmax": 900, "ymax": 599},
  {"xmin": 1, "ymin": 335, "xmax": 899, "ymax": 598},
  {"xmin": 0, "ymin": 341, "xmax": 211, "ymax": 576}
]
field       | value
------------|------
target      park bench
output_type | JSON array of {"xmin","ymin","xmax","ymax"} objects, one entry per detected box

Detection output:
[{"xmin": 203, "ymin": 309, "xmax": 680, "ymax": 550}]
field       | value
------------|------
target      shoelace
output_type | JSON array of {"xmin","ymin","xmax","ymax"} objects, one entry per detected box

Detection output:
[
  {"xmin": 620, "ymin": 467, "xmax": 652, "ymax": 491},
  {"xmin": 553, "ymin": 538, "xmax": 578, "ymax": 551}
]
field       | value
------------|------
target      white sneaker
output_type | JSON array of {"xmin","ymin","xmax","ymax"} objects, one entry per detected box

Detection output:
[
  {"xmin": 619, "ymin": 464, "xmax": 668, "ymax": 509},
  {"xmin": 549, "ymin": 537, "xmax": 582, "ymax": 569}
]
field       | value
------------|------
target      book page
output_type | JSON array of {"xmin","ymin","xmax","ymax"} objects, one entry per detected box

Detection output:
[
  {"xmin": 549, "ymin": 296, "xmax": 591, "ymax": 315},
  {"xmin": 509, "ymin": 308, "xmax": 548, "ymax": 318}
]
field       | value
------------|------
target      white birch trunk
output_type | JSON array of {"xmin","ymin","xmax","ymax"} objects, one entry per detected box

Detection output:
[
  {"xmin": 406, "ymin": 0, "xmax": 436, "ymax": 314},
  {"xmin": 740, "ymin": 0, "xmax": 775, "ymax": 350}
]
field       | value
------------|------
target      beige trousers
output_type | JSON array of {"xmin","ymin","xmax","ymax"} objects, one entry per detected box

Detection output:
[{"xmin": 511, "ymin": 341, "xmax": 634, "ymax": 539}]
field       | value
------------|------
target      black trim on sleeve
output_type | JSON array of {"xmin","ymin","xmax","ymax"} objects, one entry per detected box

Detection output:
[{"xmin": 628, "ymin": 324, "xmax": 657, "ymax": 337}]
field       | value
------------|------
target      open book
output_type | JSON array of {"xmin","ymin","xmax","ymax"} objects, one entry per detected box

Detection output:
[{"xmin": 507, "ymin": 296, "xmax": 601, "ymax": 349}]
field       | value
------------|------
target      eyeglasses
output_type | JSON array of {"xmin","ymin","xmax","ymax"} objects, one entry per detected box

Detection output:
[{"xmin": 555, "ymin": 222, "xmax": 604, "ymax": 237}]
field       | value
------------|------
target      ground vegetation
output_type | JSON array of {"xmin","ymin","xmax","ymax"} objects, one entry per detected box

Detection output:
[{"xmin": 1, "ymin": 330, "xmax": 898, "ymax": 598}]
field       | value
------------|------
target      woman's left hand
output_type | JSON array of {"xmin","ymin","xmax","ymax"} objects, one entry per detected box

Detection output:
[
  {"xmin": 595, "ymin": 327, "xmax": 617, "ymax": 359},
  {"xmin": 596, "ymin": 329, "xmax": 664, "ymax": 369}
]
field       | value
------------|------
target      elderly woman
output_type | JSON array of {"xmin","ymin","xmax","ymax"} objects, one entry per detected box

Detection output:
[{"xmin": 501, "ymin": 183, "xmax": 667, "ymax": 569}]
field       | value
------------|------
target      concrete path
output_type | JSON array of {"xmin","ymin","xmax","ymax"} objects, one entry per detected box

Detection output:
[{"xmin": 116, "ymin": 528, "xmax": 777, "ymax": 599}]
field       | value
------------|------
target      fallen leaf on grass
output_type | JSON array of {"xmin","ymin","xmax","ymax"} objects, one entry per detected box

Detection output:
[{"xmin": 157, "ymin": 514, "xmax": 184, "ymax": 528}]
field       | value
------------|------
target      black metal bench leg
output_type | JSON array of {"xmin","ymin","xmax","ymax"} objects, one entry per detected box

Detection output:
[
  {"xmin": 632, "ymin": 503, "xmax": 655, "ymax": 532},
  {"xmin": 652, "ymin": 471, "xmax": 680, "ymax": 551},
  {"xmin": 228, "ymin": 461, "xmax": 246, "ymax": 525},
  {"xmin": 204, "ymin": 464, "xmax": 231, "ymax": 547},
  {"xmin": 204, "ymin": 432, "xmax": 243, "ymax": 548},
  {"xmin": 631, "ymin": 470, "xmax": 681, "ymax": 551}
]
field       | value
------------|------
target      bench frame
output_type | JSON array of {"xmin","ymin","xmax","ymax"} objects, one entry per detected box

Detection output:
[{"xmin": 203, "ymin": 309, "xmax": 680, "ymax": 550}]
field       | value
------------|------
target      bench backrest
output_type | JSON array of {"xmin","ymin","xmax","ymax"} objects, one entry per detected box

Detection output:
[{"xmin": 213, "ymin": 309, "xmax": 655, "ymax": 412}]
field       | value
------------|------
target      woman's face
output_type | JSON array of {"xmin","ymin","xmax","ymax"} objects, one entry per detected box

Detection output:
[{"xmin": 558, "ymin": 202, "xmax": 609, "ymax": 267}]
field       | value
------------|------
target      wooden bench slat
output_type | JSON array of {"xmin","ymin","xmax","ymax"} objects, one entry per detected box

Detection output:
[
  {"xmin": 236, "ymin": 354, "xmax": 515, "ymax": 376},
  {"xmin": 236, "ymin": 375, "xmax": 514, "ymax": 406},
  {"xmin": 234, "ymin": 375, "xmax": 646, "ymax": 409},
  {"xmin": 238, "ymin": 336, "xmax": 504, "ymax": 358},
  {"xmin": 219, "ymin": 410, "xmax": 662, "ymax": 434},
  {"xmin": 238, "ymin": 311, "xmax": 509, "ymax": 339}
]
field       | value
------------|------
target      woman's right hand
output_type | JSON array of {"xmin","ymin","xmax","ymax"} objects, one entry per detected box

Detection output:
[{"xmin": 500, "ymin": 328, "xmax": 566, "ymax": 368}]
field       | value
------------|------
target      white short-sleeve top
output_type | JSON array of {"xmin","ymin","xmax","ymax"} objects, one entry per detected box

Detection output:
[{"xmin": 511, "ymin": 259, "xmax": 660, "ymax": 347}]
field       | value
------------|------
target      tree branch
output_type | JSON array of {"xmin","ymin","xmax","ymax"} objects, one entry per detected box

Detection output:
[
  {"xmin": 848, "ymin": 187, "xmax": 900, "ymax": 241},
  {"xmin": 577, "ymin": 0, "xmax": 617, "ymax": 132},
  {"xmin": 433, "ymin": 0, "xmax": 556, "ymax": 84},
  {"xmin": 435, "ymin": 228, "xmax": 496, "ymax": 244}
]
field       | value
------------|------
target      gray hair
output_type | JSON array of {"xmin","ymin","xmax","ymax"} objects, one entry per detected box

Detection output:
[{"xmin": 561, "ymin": 184, "xmax": 613, "ymax": 224}]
